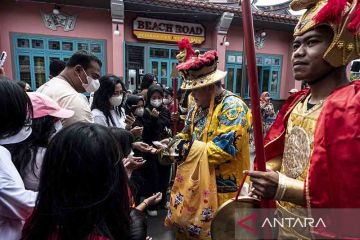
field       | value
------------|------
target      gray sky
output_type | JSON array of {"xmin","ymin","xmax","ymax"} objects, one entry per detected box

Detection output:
[
  {"xmin": 255, "ymin": 0, "xmax": 289, "ymax": 5},
  {"xmin": 255, "ymin": 0, "xmax": 306, "ymax": 15}
]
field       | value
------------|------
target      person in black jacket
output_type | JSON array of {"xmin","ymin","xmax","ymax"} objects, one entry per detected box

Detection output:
[{"xmin": 141, "ymin": 85, "xmax": 171, "ymax": 216}]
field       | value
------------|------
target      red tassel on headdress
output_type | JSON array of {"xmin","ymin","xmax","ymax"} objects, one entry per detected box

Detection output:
[
  {"xmin": 177, "ymin": 50, "xmax": 217, "ymax": 71},
  {"xmin": 347, "ymin": 1, "xmax": 360, "ymax": 34},
  {"xmin": 314, "ymin": 0, "xmax": 348, "ymax": 24},
  {"xmin": 177, "ymin": 37, "xmax": 195, "ymax": 61}
]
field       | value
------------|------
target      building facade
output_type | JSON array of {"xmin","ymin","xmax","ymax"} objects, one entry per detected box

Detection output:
[{"xmin": 0, "ymin": 0, "xmax": 301, "ymax": 101}]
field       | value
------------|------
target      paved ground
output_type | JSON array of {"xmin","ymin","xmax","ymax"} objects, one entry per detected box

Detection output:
[{"xmin": 147, "ymin": 209, "xmax": 176, "ymax": 240}]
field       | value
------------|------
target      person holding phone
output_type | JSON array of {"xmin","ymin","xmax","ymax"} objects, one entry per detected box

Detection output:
[
  {"xmin": 141, "ymin": 85, "xmax": 171, "ymax": 216},
  {"xmin": 0, "ymin": 51, "xmax": 7, "ymax": 77}
]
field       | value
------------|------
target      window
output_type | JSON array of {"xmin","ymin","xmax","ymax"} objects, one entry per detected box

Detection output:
[
  {"xmin": 150, "ymin": 48, "xmax": 169, "ymax": 58},
  {"xmin": 62, "ymin": 42, "xmax": 73, "ymax": 51},
  {"xmin": 32, "ymin": 40, "xmax": 44, "ymax": 49},
  {"xmin": 78, "ymin": 43, "xmax": 88, "ymax": 51},
  {"xmin": 49, "ymin": 41, "xmax": 60, "ymax": 50},
  {"xmin": 226, "ymin": 52, "xmax": 282, "ymax": 99},
  {"xmin": 13, "ymin": 34, "xmax": 106, "ymax": 90},
  {"xmin": 17, "ymin": 39, "xmax": 29, "ymax": 48}
]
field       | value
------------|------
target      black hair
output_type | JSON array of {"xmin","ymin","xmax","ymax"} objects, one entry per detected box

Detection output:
[
  {"xmin": 124, "ymin": 95, "xmax": 144, "ymax": 115},
  {"xmin": 50, "ymin": 59, "xmax": 66, "ymax": 77},
  {"xmin": 164, "ymin": 87, "xmax": 173, "ymax": 96},
  {"xmin": 66, "ymin": 50, "xmax": 102, "ymax": 69},
  {"xmin": 109, "ymin": 128, "xmax": 134, "ymax": 157},
  {"xmin": 0, "ymin": 78, "xmax": 33, "ymax": 139},
  {"xmin": 22, "ymin": 123, "xmax": 130, "ymax": 240},
  {"xmin": 16, "ymin": 80, "xmax": 27, "ymax": 90},
  {"xmin": 140, "ymin": 74, "xmax": 154, "ymax": 90},
  {"xmin": 4, "ymin": 116, "xmax": 56, "ymax": 184},
  {"xmin": 146, "ymin": 84, "xmax": 164, "ymax": 107},
  {"xmin": 91, "ymin": 75, "xmax": 126, "ymax": 126}
]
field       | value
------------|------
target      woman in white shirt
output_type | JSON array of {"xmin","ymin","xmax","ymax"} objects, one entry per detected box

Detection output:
[
  {"xmin": 91, "ymin": 75, "xmax": 129, "ymax": 129},
  {"xmin": 4, "ymin": 92, "xmax": 74, "ymax": 191},
  {"xmin": 0, "ymin": 78, "xmax": 37, "ymax": 240}
]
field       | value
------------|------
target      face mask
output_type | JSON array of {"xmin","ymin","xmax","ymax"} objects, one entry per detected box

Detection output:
[
  {"xmin": 77, "ymin": 69, "xmax": 100, "ymax": 93},
  {"xmin": 134, "ymin": 107, "xmax": 144, "ymax": 117},
  {"xmin": 163, "ymin": 98, "xmax": 172, "ymax": 105},
  {"xmin": 151, "ymin": 99, "xmax": 162, "ymax": 108},
  {"xmin": 109, "ymin": 95, "xmax": 123, "ymax": 107}
]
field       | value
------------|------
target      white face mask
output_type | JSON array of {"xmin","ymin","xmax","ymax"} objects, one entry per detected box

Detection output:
[
  {"xmin": 163, "ymin": 98, "xmax": 172, "ymax": 105},
  {"xmin": 77, "ymin": 69, "xmax": 100, "ymax": 93},
  {"xmin": 109, "ymin": 95, "xmax": 123, "ymax": 107},
  {"xmin": 134, "ymin": 107, "xmax": 144, "ymax": 117},
  {"xmin": 151, "ymin": 99, "xmax": 162, "ymax": 108}
]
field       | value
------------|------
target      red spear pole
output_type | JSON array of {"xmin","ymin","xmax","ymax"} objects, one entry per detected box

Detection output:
[
  {"xmin": 241, "ymin": 0, "xmax": 268, "ymax": 206},
  {"xmin": 172, "ymin": 77, "xmax": 178, "ymax": 134}
]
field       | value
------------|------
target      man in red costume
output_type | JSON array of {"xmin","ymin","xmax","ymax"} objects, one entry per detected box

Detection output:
[{"xmin": 247, "ymin": 0, "xmax": 360, "ymax": 238}]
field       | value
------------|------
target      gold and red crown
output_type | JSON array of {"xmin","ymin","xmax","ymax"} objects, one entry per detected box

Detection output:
[{"xmin": 291, "ymin": 0, "xmax": 360, "ymax": 67}]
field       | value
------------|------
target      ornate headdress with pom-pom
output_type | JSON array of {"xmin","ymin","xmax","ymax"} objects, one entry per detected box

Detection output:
[
  {"xmin": 291, "ymin": 0, "xmax": 359, "ymax": 67},
  {"xmin": 176, "ymin": 50, "xmax": 227, "ymax": 90},
  {"xmin": 176, "ymin": 37, "xmax": 195, "ymax": 63}
]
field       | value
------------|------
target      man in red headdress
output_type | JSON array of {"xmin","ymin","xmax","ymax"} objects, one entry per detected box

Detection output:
[{"xmin": 247, "ymin": 0, "xmax": 360, "ymax": 238}]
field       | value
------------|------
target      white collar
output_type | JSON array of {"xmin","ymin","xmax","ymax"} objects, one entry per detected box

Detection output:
[{"xmin": 0, "ymin": 126, "xmax": 32, "ymax": 145}]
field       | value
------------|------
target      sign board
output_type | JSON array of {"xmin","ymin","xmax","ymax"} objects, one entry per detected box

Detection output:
[{"xmin": 133, "ymin": 17, "xmax": 205, "ymax": 44}]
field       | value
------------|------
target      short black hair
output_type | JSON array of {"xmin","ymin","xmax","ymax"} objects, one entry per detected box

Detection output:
[
  {"xmin": 140, "ymin": 74, "xmax": 154, "ymax": 90},
  {"xmin": 0, "ymin": 78, "xmax": 33, "ymax": 139},
  {"xmin": 66, "ymin": 50, "xmax": 102, "ymax": 69},
  {"xmin": 50, "ymin": 59, "xmax": 66, "ymax": 77}
]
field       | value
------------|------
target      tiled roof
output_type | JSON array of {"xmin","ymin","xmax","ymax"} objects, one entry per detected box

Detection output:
[{"xmin": 125, "ymin": 0, "xmax": 298, "ymax": 24}]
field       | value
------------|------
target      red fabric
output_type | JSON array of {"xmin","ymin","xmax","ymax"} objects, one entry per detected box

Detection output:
[
  {"xmin": 176, "ymin": 50, "xmax": 217, "ymax": 71},
  {"xmin": 314, "ymin": 0, "xmax": 348, "ymax": 25},
  {"xmin": 177, "ymin": 37, "xmax": 195, "ymax": 61},
  {"xmin": 264, "ymin": 81, "xmax": 360, "ymax": 238},
  {"xmin": 263, "ymin": 87, "xmax": 311, "ymax": 162},
  {"xmin": 347, "ymin": 1, "xmax": 360, "ymax": 34}
]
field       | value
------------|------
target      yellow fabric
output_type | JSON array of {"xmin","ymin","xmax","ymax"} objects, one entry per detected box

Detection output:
[
  {"xmin": 277, "ymin": 95, "xmax": 324, "ymax": 239},
  {"xmin": 165, "ymin": 140, "xmax": 218, "ymax": 240},
  {"xmin": 179, "ymin": 92, "xmax": 252, "ymax": 206}
]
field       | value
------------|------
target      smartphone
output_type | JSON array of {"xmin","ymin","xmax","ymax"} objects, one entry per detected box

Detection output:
[
  {"xmin": 0, "ymin": 51, "xmax": 7, "ymax": 67},
  {"xmin": 152, "ymin": 141, "xmax": 167, "ymax": 148}
]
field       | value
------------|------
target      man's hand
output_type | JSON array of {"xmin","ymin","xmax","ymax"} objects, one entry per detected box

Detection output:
[
  {"xmin": 0, "ymin": 67, "xmax": 5, "ymax": 77},
  {"xmin": 171, "ymin": 112, "xmax": 179, "ymax": 121},
  {"xmin": 144, "ymin": 192, "xmax": 162, "ymax": 206},
  {"xmin": 246, "ymin": 170, "xmax": 279, "ymax": 199},
  {"xmin": 160, "ymin": 138, "xmax": 171, "ymax": 146},
  {"xmin": 151, "ymin": 108, "xmax": 159, "ymax": 118},
  {"xmin": 130, "ymin": 126, "xmax": 143, "ymax": 138},
  {"xmin": 123, "ymin": 156, "xmax": 145, "ymax": 171},
  {"xmin": 132, "ymin": 142, "xmax": 150, "ymax": 152}
]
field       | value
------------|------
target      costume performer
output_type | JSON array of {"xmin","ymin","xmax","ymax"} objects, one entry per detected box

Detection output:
[
  {"xmin": 247, "ymin": 0, "xmax": 360, "ymax": 239},
  {"xmin": 165, "ymin": 50, "xmax": 252, "ymax": 239}
]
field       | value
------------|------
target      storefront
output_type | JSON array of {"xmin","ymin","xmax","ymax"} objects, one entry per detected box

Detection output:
[{"xmin": 1, "ymin": 0, "xmax": 299, "ymax": 102}]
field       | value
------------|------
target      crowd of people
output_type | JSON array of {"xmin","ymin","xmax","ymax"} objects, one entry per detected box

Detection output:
[
  {"xmin": 0, "ymin": 0, "xmax": 359, "ymax": 239},
  {"xmin": 0, "ymin": 50, "xmax": 183, "ymax": 240}
]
